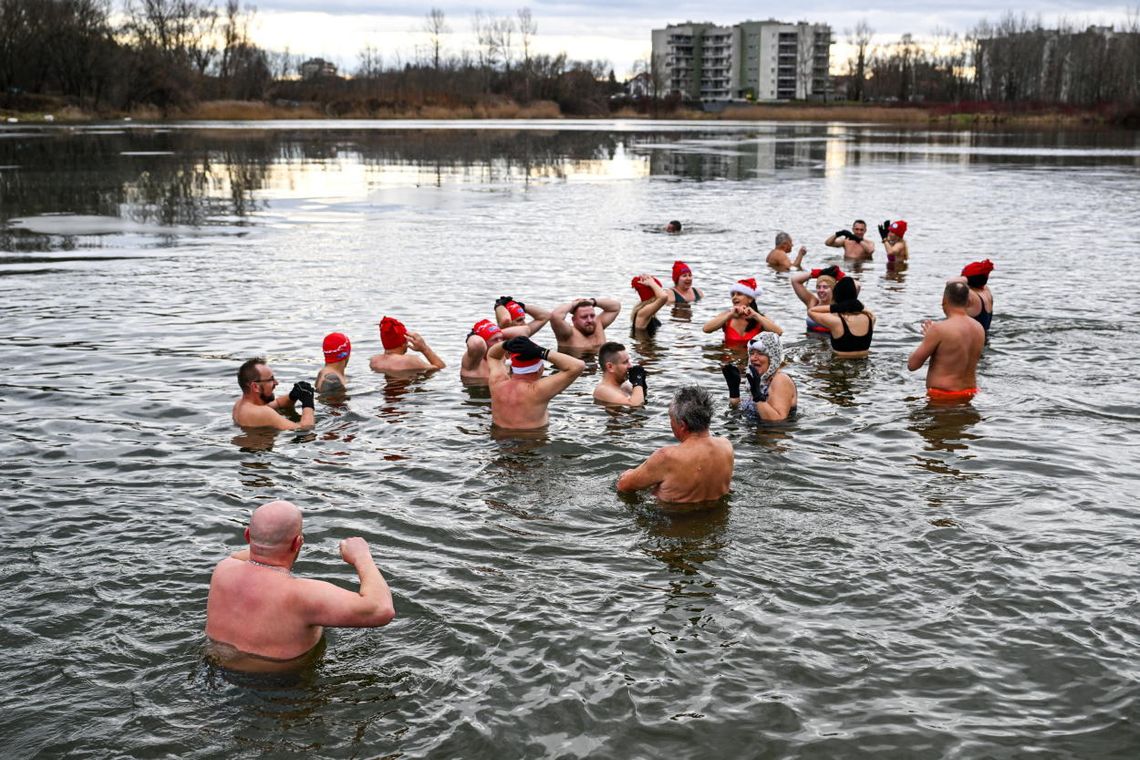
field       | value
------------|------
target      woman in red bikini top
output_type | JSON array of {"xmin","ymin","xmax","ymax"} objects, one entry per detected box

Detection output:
[{"xmin": 702, "ymin": 277, "xmax": 784, "ymax": 347}]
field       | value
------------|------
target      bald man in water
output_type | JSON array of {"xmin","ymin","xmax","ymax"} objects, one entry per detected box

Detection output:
[
  {"xmin": 205, "ymin": 500, "xmax": 395, "ymax": 672},
  {"xmin": 907, "ymin": 281, "xmax": 986, "ymax": 400}
]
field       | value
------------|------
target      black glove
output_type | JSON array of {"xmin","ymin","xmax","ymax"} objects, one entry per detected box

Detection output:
[
  {"xmin": 745, "ymin": 366, "xmax": 767, "ymax": 402},
  {"xmin": 834, "ymin": 229, "xmax": 852, "ymax": 240},
  {"xmin": 819, "ymin": 265, "xmax": 840, "ymax": 280},
  {"xmin": 848, "ymin": 232, "xmax": 863, "ymax": 242},
  {"xmin": 495, "ymin": 295, "xmax": 513, "ymax": 308},
  {"xmin": 627, "ymin": 365, "xmax": 648, "ymax": 396},
  {"xmin": 721, "ymin": 363, "xmax": 741, "ymax": 399},
  {"xmin": 877, "ymin": 220, "xmax": 890, "ymax": 241},
  {"xmin": 290, "ymin": 381, "xmax": 315, "ymax": 409},
  {"xmin": 503, "ymin": 336, "xmax": 549, "ymax": 361}
]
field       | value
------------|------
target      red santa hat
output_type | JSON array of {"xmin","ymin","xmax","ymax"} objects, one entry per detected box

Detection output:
[
  {"xmin": 378, "ymin": 316, "xmax": 407, "ymax": 350},
  {"xmin": 730, "ymin": 277, "xmax": 760, "ymax": 299}
]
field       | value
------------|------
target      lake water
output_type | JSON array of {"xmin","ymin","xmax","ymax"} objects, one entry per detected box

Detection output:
[{"xmin": 1, "ymin": 119, "xmax": 1139, "ymax": 758}]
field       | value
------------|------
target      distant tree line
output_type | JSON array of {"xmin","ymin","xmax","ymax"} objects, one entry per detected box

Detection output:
[{"xmin": 845, "ymin": 13, "xmax": 1140, "ymax": 108}]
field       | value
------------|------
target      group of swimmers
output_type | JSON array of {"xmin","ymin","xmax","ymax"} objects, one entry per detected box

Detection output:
[{"xmin": 211, "ymin": 216, "xmax": 997, "ymax": 672}]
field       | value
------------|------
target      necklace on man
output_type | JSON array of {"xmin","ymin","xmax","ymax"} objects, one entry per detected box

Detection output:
[{"xmin": 248, "ymin": 558, "xmax": 291, "ymax": 575}]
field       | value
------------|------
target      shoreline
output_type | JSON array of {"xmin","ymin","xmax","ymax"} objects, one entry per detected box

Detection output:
[{"xmin": 2, "ymin": 99, "xmax": 1134, "ymax": 130}]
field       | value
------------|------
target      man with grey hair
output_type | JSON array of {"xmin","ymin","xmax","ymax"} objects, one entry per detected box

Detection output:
[
  {"xmin": 766, "ymin": 231, "xmax": 807, "ymax": 271},
  {"xmin": 616, "ymin": 386, "xmax": 734, "ymax": 503},
  {"xmin": 205, "ymin": 500, "xmax": 395, "ymax": 672}
]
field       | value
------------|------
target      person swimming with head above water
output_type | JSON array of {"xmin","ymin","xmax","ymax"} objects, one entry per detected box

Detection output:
[
  {"xmin": 721, "ymin": 332, "xmax": 797, "ymax": 422},
  {"xmin": 315, "ymin": 332, "xmax": 351, "ymax": 394},
  {"xmin": 702, "ymin": 277, "xmax": 783, "ymax": 346},
  {"xmin": 232, "ymin": 357, "xmax": 314, "ymax": 430},
  {"xmin": 665, "ymin": 220, "xmax": 682, "ymax": 234},
  {"xmin": 791, "ymin": 265, "xmax": 843, "ymax": 335},
  {"xmin": 666, "ymin": 260, "xmax": 704, "ymax": 304},
  {"xmin": 630, "ymin": 274, "xmax": 670, "ymax": 332},
  {"xmin": 808, "ymin": 275, "xmax": 876, "ymax": 358},
  {"xmin": 205, "ymin": 500, "xmax": 395, "ymax": 673}
]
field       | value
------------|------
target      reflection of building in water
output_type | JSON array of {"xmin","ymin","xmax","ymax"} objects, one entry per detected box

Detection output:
[
  {"xmin": 651, "ymin": 19, "xmax": 832, "ymax": 103},
  {"xmin": 643, "ymin": 127, "xmax": 828, "ymax": 179}
]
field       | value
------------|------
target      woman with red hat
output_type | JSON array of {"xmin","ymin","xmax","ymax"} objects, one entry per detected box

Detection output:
[
  {"xmin": 630, "ymin": 274, "xmax": 670, "ymax": 331},
  {"xmin": 878, "ymin": 219, "xmax": 909, "ymax": 267},
  {"xmin": 957, "ymin": 259, "xmax": 995, "ymax": 336},
  {"xmin": 790, "ymin": 266, "xmax": 844, "ymax": 335},
  {"xmin": 666, "ymin": 260, "xmax": 704, "ymax": 305},
  {"xmin": 702, "ymin": 277, "xmax": 783, "ymax": 347}
]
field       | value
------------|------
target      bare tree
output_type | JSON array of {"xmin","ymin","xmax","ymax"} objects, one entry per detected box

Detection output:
[
  {"xmin": 424, "ymin": 8, "xmax": 448, "ymax": 71},
  {"xmin": 846, "ymin": 19, "xmax": 872, "ymax": 101}
]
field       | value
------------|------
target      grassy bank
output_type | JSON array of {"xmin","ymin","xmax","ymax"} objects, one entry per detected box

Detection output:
[{"xmin": 2, "ymin": 97, "xmax": 1134, "ymax": 129}]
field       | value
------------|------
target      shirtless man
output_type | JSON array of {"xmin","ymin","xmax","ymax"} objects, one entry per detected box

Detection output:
[
  {"xmin": 315, "ymin": 332, "xmax": 351, "ymax": 394},
  {"xmin": 369, "ymin": 316, "xmax": 445, "ymax": 373},
  {"xmin": 907, "ymin": 281, "xmax": 986, "ymax": 401},
  {"xmin": 616, "ymin": 385, "xmax": 734, "ymax": 503},
  {"xmin": 877, "ymin": 219, "xmax": 909, "ymax": 267},
  {"xmin": 549, "ymin": 297, "xmax": 621, "ymax": 351},
  {"xmin": 593, "ymin": 341, "xmax": 648, "ymax": 407},
  {"xmin": 494, "ymin": 296, "xmax": 551, "ymax": 335},
  {"xmin": 766, "ymin": 231, "xmax": 807, "ymax": 271},
  {"xmin": 825, "ymin": 219, "xmax": 875, "ymax": 259},
  {"xmin": 205, "ymin": 500, "xmax": 395, "ymax": 672},
  {"xmin": 665, "ymin": 220, "xmax": 682, "ymax": 234},
  {"xmin": 232, "ymin": 357, "xmax": 315, "ymax": 430},
  {"xmin": 487, "ymin": 336, "xmax": 585, "ymax": 429}
]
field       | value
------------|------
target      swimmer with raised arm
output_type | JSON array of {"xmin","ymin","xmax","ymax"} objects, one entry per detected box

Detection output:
[
  {"xmin": 721, "ymin": 333, "xmax": 797, "ymax": 421},
  {"xmin": 369, "ymin": 316, "xmax": 446, "ymax": 373},
  {"xmin": 232, "ymin": 357, "xmax": 315, "ymax": 430},
  {"xmin": 487, "ymin": 336, "xmax": 585, "ymax": 429},
  {"xmin": 205, "ymin": 500, "xmax": 394, "ymax": 672},
  {"xmin": 808, "ymin": 276, "xmax": 876, "ymax": 358},
  {"xmin": 877, "ymin": 219, "xmax": 909, "ymax": 267},
  {"xmin": 494, "ymin": 296, "xmax": 551, "ymax": 335},
  {"xmin": 616, "ymin": 386, "xmax": 734, "ymax": 504},
  {"xmin": 550, "ymin": 297, "xmax": 622, "ymax": 351},
  {"xmin": 593, "ymin": 341, "xmax": 648, "ymax": 407},
  {"xmin": 766, "ymin": 231, "xmax": 807, "ymax": 271},
  {"xmin": 826, "ymin": 219, "xmax": 875, "ymax": 260},
  {"xmin": 791, "ymin": 265, "xmax": 842, "ymax": 335},
  {"xmin": 630, "ymin": 274, "xmax": 670, "ymax": 332}
]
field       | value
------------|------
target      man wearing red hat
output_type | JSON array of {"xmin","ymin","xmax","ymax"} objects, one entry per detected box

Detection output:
[
  {"xmin": 369, "ymin": 316, "xmax": 446, "ymax": 373},
  {"xmin": 766, "ymin": 231, "xmax": 807, "ymax": 271},
  {"xmin": 825, "ymin": 219, "xmax": 875, "ymax": 259},
  {"xmin": 232, "ymin": 357, "xmax": 315, "ymax": 430},
  {"xmin": 550, "ymin": 296, "xmax": 622, "ymax": 351},
  {"xmin": 956, "ymin": 260, "xmax": 995, "ymax": 336},
  {"xmin": 877, "ymin": 219, "xmax": 909, "ymax": 267},
  {"xmin": 908, "ymin": 281, "xmax": 986, "ymax": 401},
  {"xmin": 494, "ymin": 296, "xmax": 551, "ymax": 335},
  {"xmin": 486, "ymin": 336, "xmax": 585, "ymax": 429},
  {"xmin": 315, "ymin": 332, "xmax": 351, "ymax": 394}
]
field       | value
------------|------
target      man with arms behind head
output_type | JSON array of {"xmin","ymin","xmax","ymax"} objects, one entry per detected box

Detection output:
[
  {"xmin": 205, "ymin": 500, "xmax": 395, "ymax": 672},
  {"xmin": 369, "ymin": 316, "xmax": 446, "ymax": 373},
  {"xmin": 908, "ymin": 281, "xmax": 986, "ymax": 401},
  {"xmin": 617, "ymin": 386, "xmax": 734, "ymax": 503},
  {"xmin": 487, "ymin": 336, "xmax": 585, "ymax": 429},
  {"xmin": 232, "ymin": 357, "xmax": 314, "ymax": 430},
  {"xmin": 593, "ymin": 341, "xmax": 648, "ymax": 407},
  {"xmin": 550, "ymin": 297, "xmax": 621, "ymax": 351},
  {"xmin": 826, "ymin": 219, "xmax": 875, "ymax": 259},
  {"xmin": 494, "ymin": 296, "xmax": 551, "ymax": 335}
]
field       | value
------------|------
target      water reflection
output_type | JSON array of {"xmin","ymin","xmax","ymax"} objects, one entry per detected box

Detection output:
[
  {"xmin": 803, "ymin": 346, "xmax": 872, "ymax": 408},
  {"xmin": 908, "ymin": 400, "xmax": 983, "ymax": 476}
]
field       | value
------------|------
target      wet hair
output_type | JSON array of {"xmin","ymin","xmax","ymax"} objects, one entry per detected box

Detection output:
[
  {"xmin": 599, "ymin": 342, "xmax": 625, "ymax": 369},
  {"xmin": 853, "ymin": 219, "xmax": 867, "ymax": 227},
  {"xmin": 669, "ymin": 385, "xmax": 713, "ymax": 433},
  {"xmin": 775, "ymin": 231, "xmax": 791, "ymax": 247},
  {"xmin": 571, "ymin": 299, "xmax": 595, "ymax": 317},
  {"xmin": 238, "ymin": 357, "xmax": 267, "ymax": 391},
  {"xmin": 945, "ymin": 281, "xmax": 970, "ymax": 307},
  {"xmin": 966, "ymin": 273, "xmax": 989, "ymax": 288},
  {"xmin": 668, "ymin": 220, "xmax": 682, "ymax": 231}
]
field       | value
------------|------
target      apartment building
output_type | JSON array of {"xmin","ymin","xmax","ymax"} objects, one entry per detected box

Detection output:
[{"xmin": 651, "ymin": 19, "xmax": 832, "ymax": 103}]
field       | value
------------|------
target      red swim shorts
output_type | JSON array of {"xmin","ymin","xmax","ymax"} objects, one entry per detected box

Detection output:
[{"xmin": 927, "ymin": 387, "xmax": 978, "ymax": 402}]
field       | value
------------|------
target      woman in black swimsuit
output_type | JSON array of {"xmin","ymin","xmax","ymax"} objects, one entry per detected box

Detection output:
[{"xmin": 807, "ymin": 276, "xmax": 875, "ymax": 358}]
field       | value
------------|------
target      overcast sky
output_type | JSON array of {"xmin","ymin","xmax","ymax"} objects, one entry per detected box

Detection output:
[{"xmin": 238, "ymin": 2, "xmax": 1138, "ymax": 77}]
